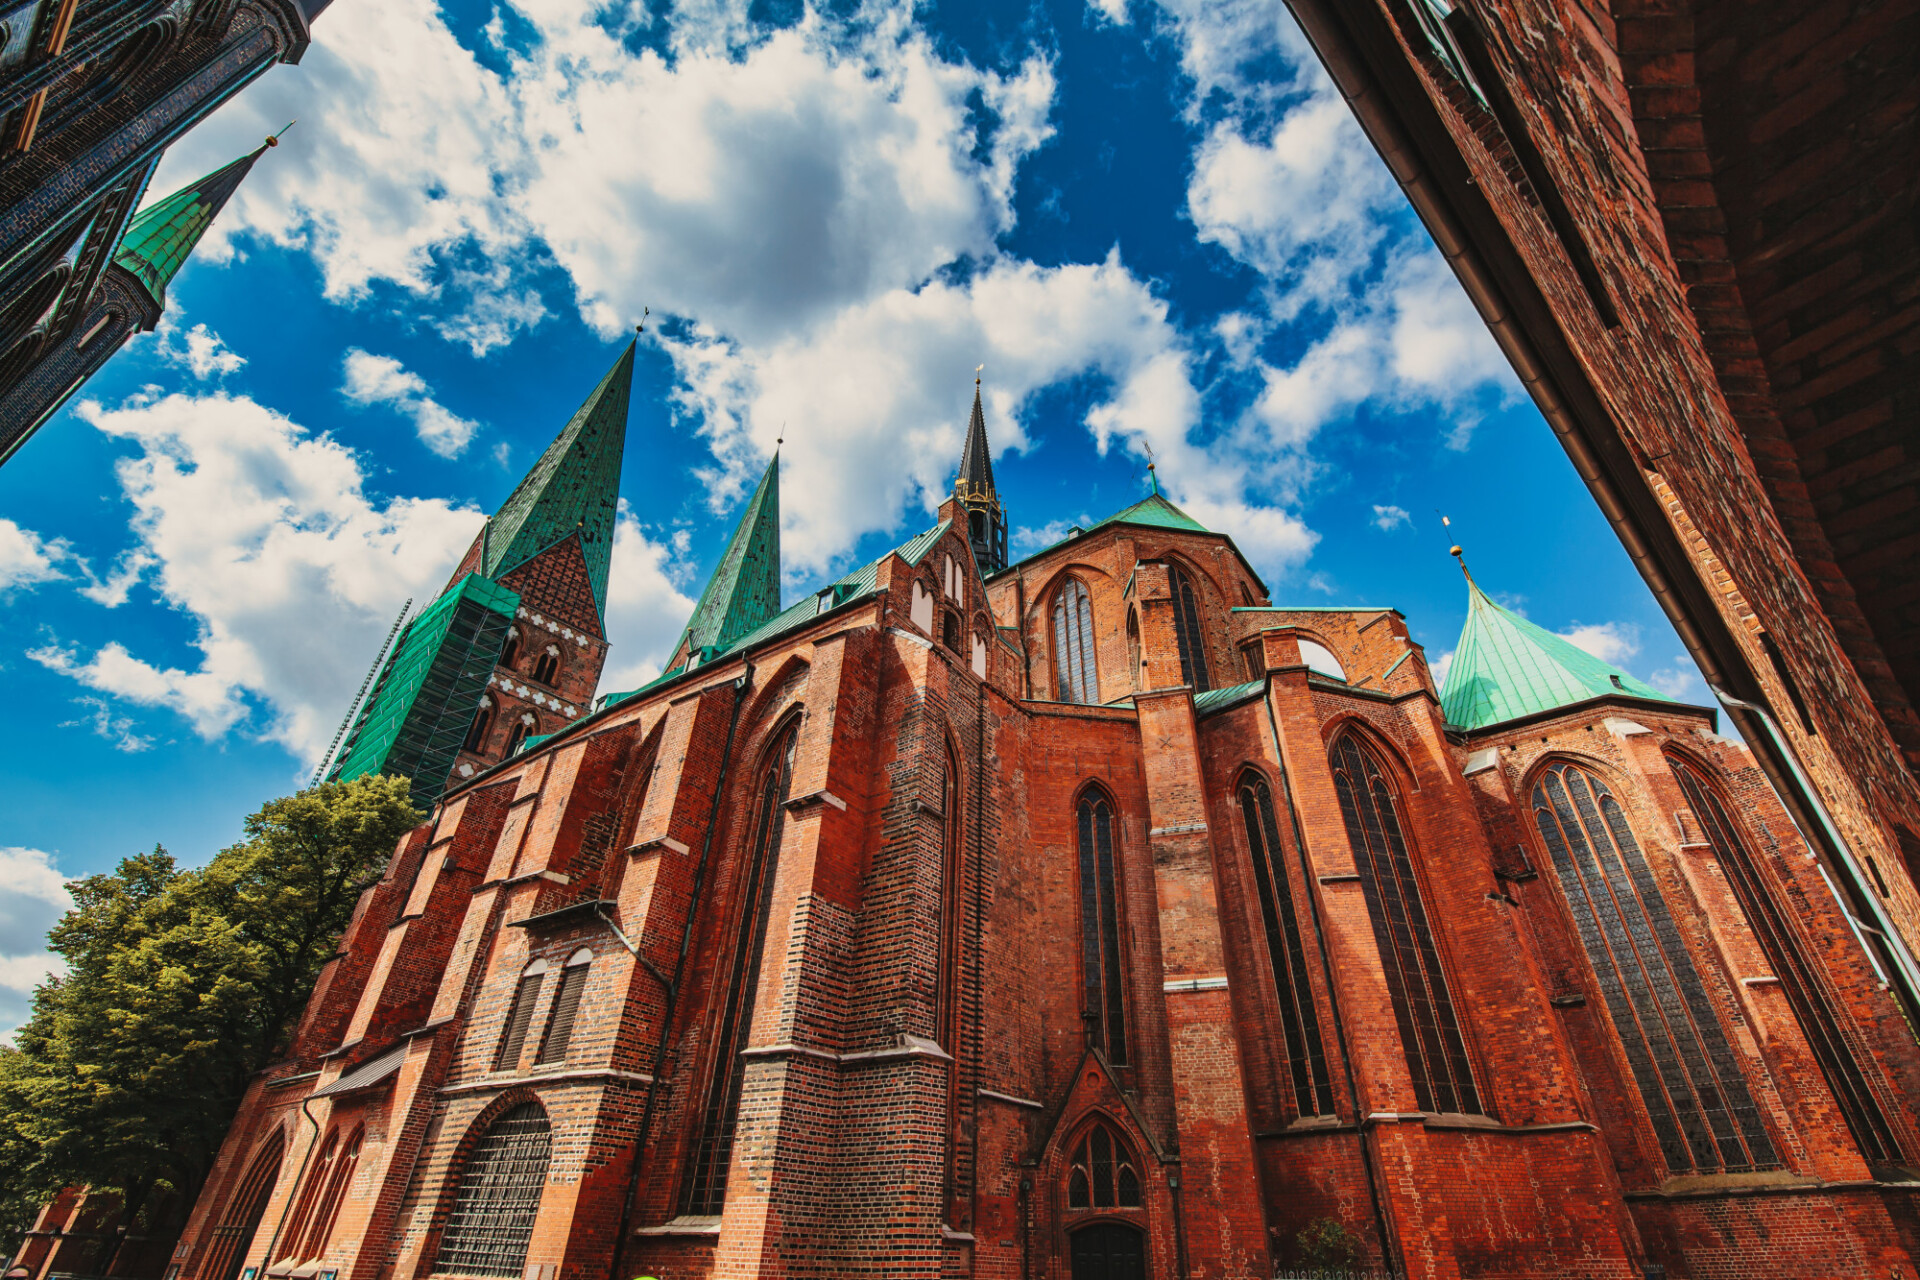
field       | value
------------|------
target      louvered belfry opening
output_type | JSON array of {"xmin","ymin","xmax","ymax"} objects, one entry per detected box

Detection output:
[
  {"xmin": 1076, "ymin": 791, "xmax": 1128, "ymax": 1064},
  {"xmin": 199, "ymin": 1128, "xmax": 286, "ymax": 1280},
  {"xmin": 1668, "ymin": 756, "xmax": 1903, "ymax": 1167},
  {"xmin": 494, "ymin": 965, "xmax": 546, "ymax": 1072},
  {"xmin": 1054, "ymin": 577, "xmax": 1099, "ymax": 704},
  {"xmin": 432, "ymin": 1103, "xmax": 552, "ymax": 1277},
  {"xmin": 1166, "ymin": 563, "xmax": 1211, "ymax": 692},
  {"xmin": 682, "ymin": 724, "xmax": 799, "ymax": 1215},
  {"xmin": 1237, "ymin": 771, "xmax": 1334, "ymax": 1117},
  {"xmin": 536, "ymin": 955, "xmax": 590, "ymax": 1065},
  {"xmin": 1330, "ymin": 733, "xmax": 1480, "ymax": 1115},
  {"xmin": 1531, "ymin": 762, "xmax": 1778, "ymax": 1173}
]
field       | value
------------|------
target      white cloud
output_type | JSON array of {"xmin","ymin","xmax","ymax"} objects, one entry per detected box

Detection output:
[
  {"xmin": 1372, "ymin": 504, "xmax": 1410, "ymax": 532},
  {"xmin": 1013, "ymin": 518, "xmax": 1083, "ymax": 552},
  {"xmin": 0, "ymin": 847, "xmax": 72, "ymax": 1040},
  {"xmin": 38, "ymin": 389, "xmax": 488, "ymax": 766},
  {"xmin": 599, "ymin": 505, "xmax": 699, "ymax": 694},
  {"xmin": 59, "ymin": 696, "xmax": 154, "ymax": 752},
  {"xmin": 0, "ymin": 518, "xmax": 68, "ymax": 591},
  {"xmin": 1429, "ymin": 648, "xmax": 1453, "ymax": 690},
  {"xmin": 1649, "ymin": 659, "xmax": 1704, "ymax": 703},
  {"xmin": 341, "ymin": 349, "xmax": 480, "ymax": 458},
  {"xmin": 1557, "ymin": 621, "xmax": 1640, "ymax": 667},
  {"xmin": 74, "ymin": 548, "xmax": 157, "ymax": 608},
  {"xmin": 1088, "ymin": 0, "xmax": 1130, "ymax": 26},
  {"xmin": 158, "ymin": 321, "xmax": 247, "ymax": 379}
]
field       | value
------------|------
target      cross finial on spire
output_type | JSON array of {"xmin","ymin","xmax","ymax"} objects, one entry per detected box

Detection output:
[{"xmin": 636, "ymin": 305, "xmax": 649, "ymax": 334}]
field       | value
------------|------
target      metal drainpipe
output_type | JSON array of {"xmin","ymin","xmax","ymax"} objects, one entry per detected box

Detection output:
[
  {"xmin": 255, "ymin": 1093, "xmax": 324, "ymax": 1275},
  {"xmin": 607, "ymin": 667, "xmax": 752, "ymax": 1279},
  {"xmin": 1262, "ymin": 678, "xmax": 1398, "ymax": 1269}
]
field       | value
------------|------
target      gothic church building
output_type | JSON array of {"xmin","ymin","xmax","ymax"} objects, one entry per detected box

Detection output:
[{"xmin": 166, "ymin": 363, "xmax": 1920, "ymax": 1280}]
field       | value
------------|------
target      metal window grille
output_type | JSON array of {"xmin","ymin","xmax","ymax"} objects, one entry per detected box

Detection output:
[
  {"xmin": 1669, "ymin": 758, "xmax": 1902, "ymax": 1166},
  {"xmin": 1533, "ymin": 763, "xmax": 1777, "ymax": 1172},
  {"xmin": 1239, "ymin": 773, "xmax": 1335, "ymax": 1116},
  {"xmin": 535, "ymin": 963, "xmax": 588, "ymax": 1065},
  {"xmin": 681, "ymin": 728, "xmax": 798, "ymax": 1215},
  {"xmin": 1066, "ymin": 1124, "xmax": 1142, "ymax": 1209},
  {"xmin": 1054, "ymin": 578, "xmax": 1099, "ymax": 704},
  {"xmin": 493, "ymin": 973, "xmax": 543, "ymax": 1072},
  {"xmin": 432, "ymin": 1103, "xmax": 551, "ymax": 1278},
  {"xmin": 198, "ymin": 1129, "xmax": 285, "ymax": 1280},
  {"xmin": 1077, "ymin": 793, "xmax": 1128, "ymax": 1064},
  {"xmin": 1331, "ymin": 734, "xmax": 1479, "ymax": 1114},
  {"xmin": 1167, "ymin": 564, "xmax": 1211, "ymax": 692}
]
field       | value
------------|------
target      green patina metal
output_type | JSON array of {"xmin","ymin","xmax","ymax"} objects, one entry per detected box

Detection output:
[
  {"xmin": 114, "ymin": 147, "xmax": 265, "ymax": 308},
  {"xmin": 1090, "ymin": 492, "xmax": 1209, "ymax": 535},
  {"xmin": 481, "ymin": 344, "xmax": 634, "ymax": 621},
  {"xmin": 1193, "ymin": 678, "xmax": 1266, "ymax": 718},
  {"xmin": 674, "ymin": 451, "xmax": 783, "ymax": 659},
  {"xmin": 329, "ymin": 574, "xmax": 521, "ymax": 807},
  {"xmin": 1440, "ymin": 572, "xmax": 1673, "ymax": 731}
]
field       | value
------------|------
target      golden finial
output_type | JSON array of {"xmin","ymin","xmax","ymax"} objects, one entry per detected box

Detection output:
[
  {"xmin": 975, "ymin": 363, "xmax": 984, "ymax": 387},
  {"xmin": 265, "ymin": 120, "xmax": 296, "ymax": 147}
]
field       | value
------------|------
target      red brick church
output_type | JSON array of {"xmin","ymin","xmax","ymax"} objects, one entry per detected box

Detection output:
[{"xmin": 160, "ymin": 358, "xmax": 1920, "ymax": 1280}]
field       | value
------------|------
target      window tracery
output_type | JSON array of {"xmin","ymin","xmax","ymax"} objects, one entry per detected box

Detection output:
[
  {"xmin": 1054, "ymin": 578, "xmax": 1099, "ymax": 704},
  {"xmin": 1167, "ymin": 562, "xmax": 1211, "ymax": 692},
  {"xmin": 432, "ymin": 1103, "xmax": 551, "ymax": 1277},
  {"xmin": 1237, "ymin": 771, "xmax": 1333, "ymax": 1116},
  {"xmin": 1065, "ymin": 1123, "xmax": 1143, "ymax": 1210},
  {"xmin": 1076, "ymin": 790, "xmax": 1128, "ymax": 1064}
]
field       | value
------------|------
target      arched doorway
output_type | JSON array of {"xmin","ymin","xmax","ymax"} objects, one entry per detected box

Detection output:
[{"xmin": 1070, "ymin": 1222, "xmax": 1146, "ymax": 1280}]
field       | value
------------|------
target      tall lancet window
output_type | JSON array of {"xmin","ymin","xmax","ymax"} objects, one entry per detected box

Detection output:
[
  {"xmin": 1167, "ymin": 563, "xmax": 1211, "ymax": 692},
  {"xmin": 1532, "ymin": 761, "xmax": 1777, "ymax": 1173},
  {"xmin": 1054, "ymin": 578, "xmax": 1099, "ymax": 704},
  {"xmin": 1330, "ymin": 733, "xmax": 1479, "ymax": 1114},
  {"xmin": 1237, "ymin": 771, "xmax": 1334, "ymax": 1116},
  {"xmin": 1076, "ymin": 790, "xmax": 1128, "ymax": 1064},
  {"xmin": 683, "ymin": 723, "xmax": 799, "ymax": 1215},
  {"xmin": 1668, "ymin": 755, "xmax": 1902, "ymax": 1166}
]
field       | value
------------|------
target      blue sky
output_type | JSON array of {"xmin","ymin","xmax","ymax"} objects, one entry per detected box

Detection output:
[{"xmin": 0, "ymin": 0, "xmax": 1706, "ymax": 1034}]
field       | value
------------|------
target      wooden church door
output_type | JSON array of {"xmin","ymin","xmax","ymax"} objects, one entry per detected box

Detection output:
[{"xmin": 1070, "ymin": 1222, "xmax": 1147, "ymax": 1280}]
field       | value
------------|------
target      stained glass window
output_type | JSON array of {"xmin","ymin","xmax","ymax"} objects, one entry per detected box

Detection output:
[
  {"xmin": 1532, "ymin": 762, "xmax": 1777, "ymax": 1172},
  {"xmin": 682, "ymin": 725, "xmax": 798, "ymax": 1215},
  {"xmin": 1077, "ymin": 791, "xmax": 1128, "ymax": 1064},
  {"xmin": 1167, "ymin": 564, "xmax": 1211, "ymax": 692},
  {"xmin": 432, "ymin": 1103, "xmax": 551, "ymax": 1277},
  {"xmin": 1238, "ymin": 771, "xmax": 1333, "ymax": 1116},
  {"xmin": 1668, "ymin": 756, "xmax": 1900, "ymax": 1166},
  {"xmin": 1054, "ymin": 578, "xmax": 1099, "ymax": 704},
  {"xmin": 1331, "ymin": 733, "xmax": 1479, "ymax": 1114}
]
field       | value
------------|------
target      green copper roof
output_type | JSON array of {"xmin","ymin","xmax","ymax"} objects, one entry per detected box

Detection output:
[
  {"xmin": 481, "ymin": 344, "xmax": 633, "ymax": 620},
  {"xmin": 676, "ymin": 451, "xmax": 782, "ymax": 658},
  {"xmin": 1091, "ymin": 491, "xmax": 1209, "ymax": 535},
  {"xmin": 114, "ymin": 146, "xmax": 264, "ymax": 307},
  {"xmin": 1440, "ymin": 574, "xmax": 1674, "ymax": 731}
]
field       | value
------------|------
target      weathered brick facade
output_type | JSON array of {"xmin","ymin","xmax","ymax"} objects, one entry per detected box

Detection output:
[{"xmin": 164, "ymin": 459, "xmax": 1920, "ymax": 1279}]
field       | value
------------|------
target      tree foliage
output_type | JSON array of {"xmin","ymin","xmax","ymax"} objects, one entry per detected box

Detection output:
[{"xmin": 0, "ymin": 776, "xmax": 421, "ymax": 1249}]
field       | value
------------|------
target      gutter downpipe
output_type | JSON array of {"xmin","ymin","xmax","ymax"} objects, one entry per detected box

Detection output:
[
  {"xmin": 609, "ymin": 667, "xmax": 753, "ymax": 1278},
  {"xmin": 1710, "ymin": 687, "xmax": 1920, "ymax": 1018},
  {"xmin": 1262, "ymin": 675, "xmax": 1398, "ymax": 1270},
  {"xmin": 256, "ymin": 1092, "xmax": 323, "ymax": 1274}
]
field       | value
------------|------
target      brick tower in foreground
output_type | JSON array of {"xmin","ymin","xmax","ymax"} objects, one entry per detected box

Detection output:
[{"xmin": 163, "ymin": 387, "xmax": 1920, "ymax": 1280}]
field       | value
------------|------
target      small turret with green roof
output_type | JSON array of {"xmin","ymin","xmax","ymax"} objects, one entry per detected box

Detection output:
[{"xmin": 1438, "ymin": 550, "xmax": 1674, "ymax": 732}]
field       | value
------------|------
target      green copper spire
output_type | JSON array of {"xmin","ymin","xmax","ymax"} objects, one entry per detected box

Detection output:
[
  {"xmin": 1091, "ymin": 491, "xmax": 1208, "ymax": 535},
  {"xmin": 114, "ymin": 137, "xmax": 276, "ymax": 308},
  {"xmin": 481, "ymin": 343, "xmax": 634, "ymax": 620},
  {"xmin": 1439, "ymin": 559, "xmax": 1673, "ymax": 731},
  {"xmin": 677, "ymin": 451, "xmax": 782, "ymax": 660}
]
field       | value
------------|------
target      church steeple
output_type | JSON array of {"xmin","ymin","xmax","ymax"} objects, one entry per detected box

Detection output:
[
  {"xmin": 675, "ymin": 450, "xmax": 783, "ymax": 666},
  {"xmin": 1438, "ymin": 554, "xmax": 1674, "ymax": 731},
  {"xmin": 114, "ymin": 137, "xmax": 275, "ymax": 311},
  {"xmin": 954, "ymin": 375, "xmax": 1007, "ymax": 574}
]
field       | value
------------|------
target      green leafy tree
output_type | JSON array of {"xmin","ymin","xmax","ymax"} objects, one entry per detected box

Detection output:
[{"xmin": 0, "ymin": 776, "xmax": 421, "ymax": 1259}]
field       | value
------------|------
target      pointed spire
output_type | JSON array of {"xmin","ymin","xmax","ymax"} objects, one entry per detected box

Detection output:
[
  {"xmin": 956, "ymin": 377, "xmax": 996, "ymax": 500},
  {"xmin": 1439, "ymin": 560, "xmax": 1674, "ymax": 731},
  {"xmin": 481, "ymin": 343, "xmax": 634, "ymax": 621},
  {"xmin": 114, "ymin": 136, "xmax": 278, "ymax": 308},
  {"xmin": 677, "ymin": 450, "xmax": 782, "ymax": 661}
]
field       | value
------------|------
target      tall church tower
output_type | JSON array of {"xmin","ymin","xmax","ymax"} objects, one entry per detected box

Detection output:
[
  {"xmin": 326, "ymin": 344, "xmax": 634, "ymax": 807},
  {"xmin": 953, "ymin": 376, "xmax": 1006, "ymax": 575},
  {"xmin": 667, "ymin": 449, "xmax": 781, "ymax": 672},
  {"xmin": 0, "ymin": 138, "xmax": 271, "ymax": 458}
]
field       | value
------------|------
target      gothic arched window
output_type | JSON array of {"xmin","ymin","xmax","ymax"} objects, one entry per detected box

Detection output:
[
  {"xmin": 1125, "ymin": 608, "xmax": 1141, "ymax": 683},
  {"xmin": 1166, "ymin": 563, "xmax": 1211, "ymax": 692},
  {"xmin": 1672, "ymin": 755, "xmax": 1901, "ymax": 1165},
  {"xmin": 1053, "ymin": 578, "xmax": 1099, "ymax": 704},
  {"xmin": 1066, "ymin": 1123, "xmax": 1143, "ymax": 1210},
  {"xmin": 500, "ymin": 628, "xmax": 522, "ymax": 669},
  {"xmin": 494, "ymin": 959, "xmax": 548, "ymax": 1072},
  {"xmin": 198, "ymin": 1129, "xmax": 286, "ymax": 1280},
  {"xmin": 504, "ymin": 713, "xmax": 535, "ymax": 757},
  {"xmin": 432, "ymin": 1103, "xmax": 552, "ymax": 1277},
  {"xmin": 1076, "ymin": 790, "xmax": 1128, "ymax": 1065},
  {"xmin": 297, "ymin": 1127, "xmax": 361, "ymax": 1259},
  {"xmin": 1330, "ymin": 732, "xmax": 1479, "ymax": 1114},
  {"xmin": 532, "ymin": 646, "xmax": 560, "ymax": 685},
  {"xmin": 683, "ymin": 723, "xmax": 799, "ymax": 1215},
  {"xmin": 276, "ymin": 1129, "xmax": 336, "ymax": 1260},
  {"xmin": 464, "ymin": 698, "xmax": 494, "ymax": 753},
  {"xmin": 535, "ymin": 949, "xmax": 592, "ymax": 1065},
  {"xmin": 1237, "ymin": 771, "xmax": 1333, "ymax": 1116},
  {"xmin": 1532, "ymin": 761, "xmax": 1777, "ymax": 1173},
  {"xmin": 937, "ymin": 748, "xmax": 962, "ymax": 1035}
]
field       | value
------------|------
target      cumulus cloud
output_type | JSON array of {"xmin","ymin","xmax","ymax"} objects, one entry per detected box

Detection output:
[
  {"xmin": 0, "ymin": 847, "xmax": 73, "ymax": 1041},
  {"xmin": 1371, "ymin": 504, "xmax": 1410, "ymax": 532},
  {"xmin": 157, "ymin": 320, "xmax": 247, "ymax": 379},
  {"xmin": 599, "ymin": 505, "xmax": 700, "ymax": 694},
  {"xmin": 1649, "ymin": 658, "xmax": 1704, "ymax": 703},
  {"xmin": 1557, "ymin": 621, "xmax": 1640, "ymax": 667},
  {"xmin": 0, "ymin": 518, "xmax": 68, "ymax": 592},
  {"xmin": 341, "ymin": 349, "xmax": 480, "ymax": 458},
  {"xmin": 1429, "ymin": 648, "xmax": 1453, "ymax": 690}
]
